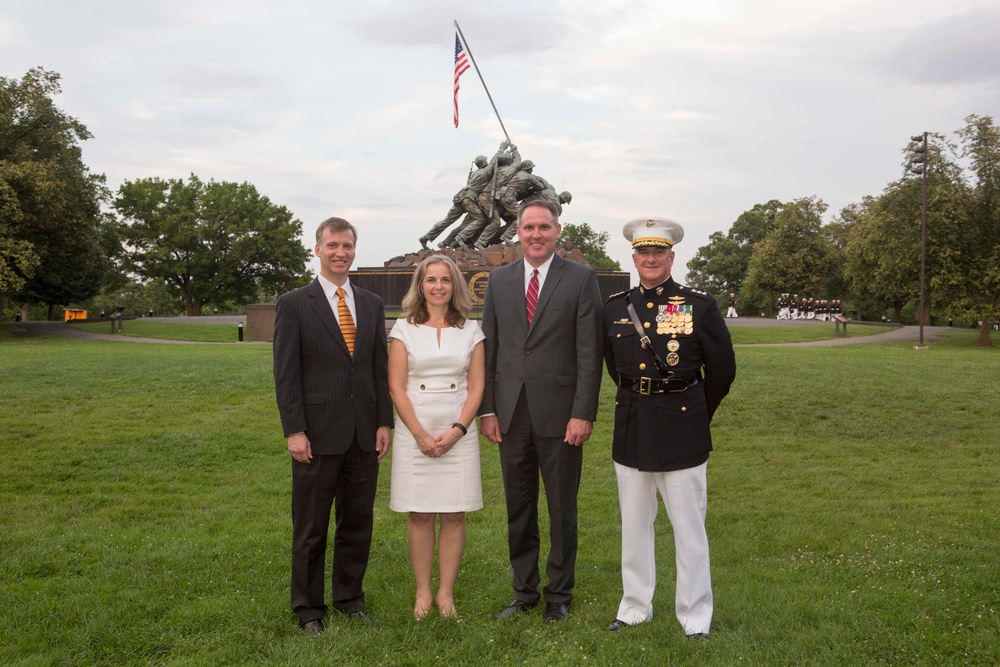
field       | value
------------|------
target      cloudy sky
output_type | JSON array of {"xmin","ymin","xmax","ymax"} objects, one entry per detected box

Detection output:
[{"xmin": 4, "ymin": 0, "xmax": 998, "ymax": 282}]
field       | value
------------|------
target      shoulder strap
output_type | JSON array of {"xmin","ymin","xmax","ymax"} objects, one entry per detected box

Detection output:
[{"xmin": 623, "ymin": 290, "xmax": 672, "ymax": 378}]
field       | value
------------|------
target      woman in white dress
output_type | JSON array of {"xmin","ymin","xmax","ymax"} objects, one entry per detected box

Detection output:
[{"xmin": 388, "ymin": 254, "xmax": 485, "ymax": 618}]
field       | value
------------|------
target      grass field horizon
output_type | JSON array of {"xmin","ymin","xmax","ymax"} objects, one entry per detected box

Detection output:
[
  {"xmin": 63, "ymin": 318, "xmax": 895, "ymax": 345},
  {"xmin": 1, "ymin": 326, "xmax": 997, "ymax": 665}
]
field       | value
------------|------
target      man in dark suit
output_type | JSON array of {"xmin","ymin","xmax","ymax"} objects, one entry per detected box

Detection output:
[
  {"xmin": 273, "ymin": 217, "xmax": 394, "ymax": 635},
  {"xmin": 602, "ymin": 218, "xmax": 736, "ymax": 638},
  {"xmin": 479, "ymin": 200, "xmax": 604, "ymax": 623}
]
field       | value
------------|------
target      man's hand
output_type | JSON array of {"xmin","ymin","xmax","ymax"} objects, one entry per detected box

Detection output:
[
  {"xmin": 480, "ymin": 415, "xmax": 502, "ymax": 444},
  {"xmin": 376, "ymin": 426, "xmax": 392, "ymax": 462},
  {"xmin": 287, "ymin": 432, "xmax": 312, "ymax": 463},
  {"xmin": 564, "ymin": 418, "xmax": 593, "ymax": 447}
]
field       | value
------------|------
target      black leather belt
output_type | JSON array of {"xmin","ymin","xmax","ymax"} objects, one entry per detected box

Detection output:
[{"xmin": 617, "ymin": 375, "xmax": 698, "ymax": 395}]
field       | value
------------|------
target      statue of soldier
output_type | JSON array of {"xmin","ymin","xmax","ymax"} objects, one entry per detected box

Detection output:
[
  {"xmin": 453, "ymin": 145, "xmax": 522, "ymax": 248},
  {"xmin": 472, "ymin": 160, "xmax": 547, "ymax": 249},
  {"xmin": 496, "ymin": 190, "xmax": 572, "ymax": 245},
  {"xmin": 418, "ymin": 140, "xmax": 513, "ymax": 249}
]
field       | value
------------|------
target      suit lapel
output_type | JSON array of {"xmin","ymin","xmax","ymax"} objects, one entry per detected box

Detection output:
[
  {"xmin": 505, "ymin": 260, "xmax": 529, "ymax": 336},
  {"xmin": 307, "ymin": 279, "xmax": 351, "ymax": 357},
  {"xmin": 353, "ymin": 288, "xmax": 369, "ymax": 358},
  {"xmin": 529, "ymin": 255, "xmax": 564, "ymax": 333}
]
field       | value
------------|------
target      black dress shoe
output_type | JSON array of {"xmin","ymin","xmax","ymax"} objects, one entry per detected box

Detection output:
[
  {"xmin": 350, "ymin": 611, "xmax": 374, "ymax": 626},
  {"xmin": 337, "ymin": 609, "xmax": 374, "ymax": 626},
  {"xmin": 688, "ymin": 632, "xmax": 708, "ymax": 641},
  {"xmin": 606, "ymin": 618, "xmax": 630, "ymax": 632},
  {"xmin": 544, "ymin": 602, "xmax": 570, "ymax": 623},
  {"xmin": 497, "ymin": 599, "xmax": 538, "ymax": 619},
  {"xmin": 301, "ymin": 619, "xmax": 325, "ymax": 636}
]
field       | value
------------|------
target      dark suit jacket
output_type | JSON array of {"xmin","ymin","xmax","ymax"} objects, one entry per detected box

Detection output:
[
  {"xmin": 273, "ymin": 279, "xmax": 393, "ymax": 454},
  {"xmin": 480, "ymin": 255, "xmax": 604, "ymax": 437},
  {"xmin": 602, "ymin": 278, "xmax": 736, "ymax": 471}
]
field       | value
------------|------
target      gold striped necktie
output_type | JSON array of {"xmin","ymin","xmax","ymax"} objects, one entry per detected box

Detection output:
[{"xmin": 336, "ymin": 287, "xmax": 356, "ymax": 356}]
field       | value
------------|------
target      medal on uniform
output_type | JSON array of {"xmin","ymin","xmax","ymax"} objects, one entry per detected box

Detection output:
[
  {"xmin": 667, "ymin": 352, "xmax": 679, "ymax": 366},
  {"xmin": 667, "ymin": 339, "xmax": 679, "ymax": 352}
]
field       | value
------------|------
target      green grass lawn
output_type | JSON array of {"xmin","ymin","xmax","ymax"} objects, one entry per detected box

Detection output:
[
  {"xmin": 0, "ymin": 329, "xmax": 997, "ymax": 666},
  {"xmin": 60, "ymin": 318, "xmax": 887, "ymax": 345},
  {"xmin": 69, "ymin": 320, "xmax": 241, "ymax": 342},
  {"xmin": 728, "ymin": 322, "xmax": 887, "ymax": 344}
]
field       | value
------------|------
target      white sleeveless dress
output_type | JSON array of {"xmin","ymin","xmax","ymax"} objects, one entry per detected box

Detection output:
[{"xmin": 388, "ymin": 319, "xmax": 485, "ymax": 513}]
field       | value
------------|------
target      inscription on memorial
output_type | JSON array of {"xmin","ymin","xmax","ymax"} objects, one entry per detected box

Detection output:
[{"xmin": 468, "ymin": 271, "xmax": 490, "ymax": 305}]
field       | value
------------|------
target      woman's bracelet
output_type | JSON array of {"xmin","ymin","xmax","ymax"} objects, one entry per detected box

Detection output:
[{"xmin": 451, "ymin": 422, "xmax": 468, "ymax": 435}]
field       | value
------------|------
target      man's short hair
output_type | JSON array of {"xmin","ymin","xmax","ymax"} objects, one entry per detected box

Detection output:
[
  {"xmin": 315, "ymin": 217, "xmax": 357, "ymax": 244},
  {"xmin": 517, "ymin": 199, "xmax": 560, "ymax": 224}
]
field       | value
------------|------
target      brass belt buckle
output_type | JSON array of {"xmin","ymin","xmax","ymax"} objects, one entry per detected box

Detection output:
[{"xmin": 639, "ymin": 376, "xmax": 652, "ymax": 396}]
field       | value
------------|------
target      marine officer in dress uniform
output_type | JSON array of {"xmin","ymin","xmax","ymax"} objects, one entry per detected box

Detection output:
[{"xmin": 601, "ymin": 217, "xmax": 736, "ymax": 638}]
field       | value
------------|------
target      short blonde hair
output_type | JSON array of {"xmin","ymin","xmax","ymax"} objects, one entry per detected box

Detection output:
[{"xmin": 401, "ymin": 255, "xmax": 472, "ymax": 327}]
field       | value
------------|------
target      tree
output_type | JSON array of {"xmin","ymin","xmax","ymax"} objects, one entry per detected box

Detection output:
[
  {"xmin": 687, "ymin": 200, "xmax": 782, "ymax": 314},
  {"xmin": 685, "ymin": 231, "xmax": 745, "ymax": 295},
  {"xmin": 115, "ymin": 174, "xmax": 311, "ymax": 315},
  {"xmin": 561, "ymin": 222, "xmax": 621, "ymax": 270},
  {"xmin": 939, "ymin": 114, "xmax": 1000, "ymax": 345},
  {"xmin": 1, "ymin": 68, "xmax": 112, "ymax": 318},
  {"xmin": 844, "ymin": 136, "xmax": 967, "ymax": 324},
  {"xmin": 741, "ymin": 196, "xmax": 843, "ymax": 308}
]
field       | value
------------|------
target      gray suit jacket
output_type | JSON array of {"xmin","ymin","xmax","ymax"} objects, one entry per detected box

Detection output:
[
  {"xmin": 273, "ymin": 279, "xmax": 394, "ymax": 455},
  {"xmin": 480, "ymin": 255, "xmax": 604, "ymax": 437}
]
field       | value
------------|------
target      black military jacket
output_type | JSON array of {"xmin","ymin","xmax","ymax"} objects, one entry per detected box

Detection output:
[{"xmin": 602, "ymin": 278, "xmax": 736, "ymax": 472}]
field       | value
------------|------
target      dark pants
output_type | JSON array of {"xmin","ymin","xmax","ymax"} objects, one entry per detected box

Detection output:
[
  {"xmin": 290, "ymin": 438, "xmax": 379, "ymax": 625},
  {"xmin": 499, "ymin": 389, "xmax": 582, "ymax": 605}
]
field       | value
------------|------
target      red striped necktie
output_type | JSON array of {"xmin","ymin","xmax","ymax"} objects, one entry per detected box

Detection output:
[{"xmin": 526, "ymin": 269, "xmax": 539, "ymax": 326}]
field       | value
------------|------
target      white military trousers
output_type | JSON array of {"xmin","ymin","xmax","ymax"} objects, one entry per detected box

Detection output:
[{"xmin": 614, "ymin": 461, "xmax": 712, "ymax": 635}]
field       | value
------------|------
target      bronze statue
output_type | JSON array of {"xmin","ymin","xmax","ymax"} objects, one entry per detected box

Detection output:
[
  {"xmin": 419, "ymin": 141, "xmax": 513, "ymax": 249},
  {"xmin": 424, "ymin": 141, "xmax": 568, "ymax": 251}
]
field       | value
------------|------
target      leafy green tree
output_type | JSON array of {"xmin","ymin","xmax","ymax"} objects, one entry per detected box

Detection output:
[
  {"xmin": 742, "ymin": 196, "xmax": 843, "ymax": 309},
  {"xmin": 561, "ymin": 222, "xmax": 620, "ymax": 270},
  {"xmin": 89, "ymin": 278, "xmax": 183, "ymax": 317},
  {"xmin": 686, "ymin": 230, "xmax": 745, "ymax": 293},
  {"xmin": 1, "ymin": 68, "xmax": 112, "ymax": 318},
  {"xmin": 939, "ymin": 114, "xmax": 1000, "ymax": 345},
  {"xmin": 687, "ymin": 200, "xmax": 783, "ymax": 313},
  {"xmin": 844, "ymin": 135, "xmax": 967, "ymax": 323},
  {"xmin": 115, "ymin": 175, "xmax": 311, "ymax": 315}
]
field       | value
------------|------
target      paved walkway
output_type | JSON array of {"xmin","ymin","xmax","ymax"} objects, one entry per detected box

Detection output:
[
  {"xmin": 10, "ymin": 319, "xmax": 258, "ymax": 345},
  {"xmin": 724, "ymin": 317, "xmax": 949, "ymax": 347},
  {"xmin": 9, "ymin": 317, "xmax": 950, "ymax": 347}
]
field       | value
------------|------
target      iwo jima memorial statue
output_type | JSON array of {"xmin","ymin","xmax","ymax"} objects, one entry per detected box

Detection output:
[
  {"xmin": 243, "ymin": 26, "xmax": 627, "ymax": 339},
  {"xmin": 349, "ymin": 139, "xmax": 629, "ymax": 308}
]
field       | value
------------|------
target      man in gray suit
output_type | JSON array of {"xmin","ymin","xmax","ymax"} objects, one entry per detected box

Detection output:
[
  {"xmin": 273, "ymin": 217, "xmax": 394, "ymax": 635},
  {"xmin": 480, "ymin": 200, "xmax": 604, "ymax": 623}
]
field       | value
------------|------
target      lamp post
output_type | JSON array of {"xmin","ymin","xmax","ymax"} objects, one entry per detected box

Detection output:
[{"xmin": 910, "ymin": 132, "xmax": 928, "ymax": 350}]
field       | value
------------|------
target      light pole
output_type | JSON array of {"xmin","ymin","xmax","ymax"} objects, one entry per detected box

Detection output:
[{"xmin": 910, "ymin": 133, "xmax": 928, "ymax": 350}]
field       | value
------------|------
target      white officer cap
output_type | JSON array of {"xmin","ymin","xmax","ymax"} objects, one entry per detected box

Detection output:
[{"xmin": 623, "ymin": 217, "xmax": 684, "ymax": 249}]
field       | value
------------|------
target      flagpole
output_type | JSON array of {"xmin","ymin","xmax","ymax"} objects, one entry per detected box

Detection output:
[{"xmin": 454, "ymin": 20, "xmax": 511, "ymax": 143}]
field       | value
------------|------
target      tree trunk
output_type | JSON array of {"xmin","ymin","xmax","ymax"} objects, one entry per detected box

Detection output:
[
  {"xmin": 974, "ymin": 319, "xmax": 993, "ymax": 347},
  {"xmin": 47, "ymin": 303, "xmax": 57, "ymax": 321},
  {"xmin": 181, "ymin": 287, "xmax": 201, "ymax": 316},
  {"xmin": 893, "ymin": 304, "xmax": 903, "ymax": 322},
  {"xmin": 19, "ymin": 304, "xmax": 28, "ymax": 322}
]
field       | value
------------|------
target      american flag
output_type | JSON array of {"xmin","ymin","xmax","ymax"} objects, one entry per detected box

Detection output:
[{"xmin": 453, "ymin": 33, "xmax": 470, "ymax": 128}]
